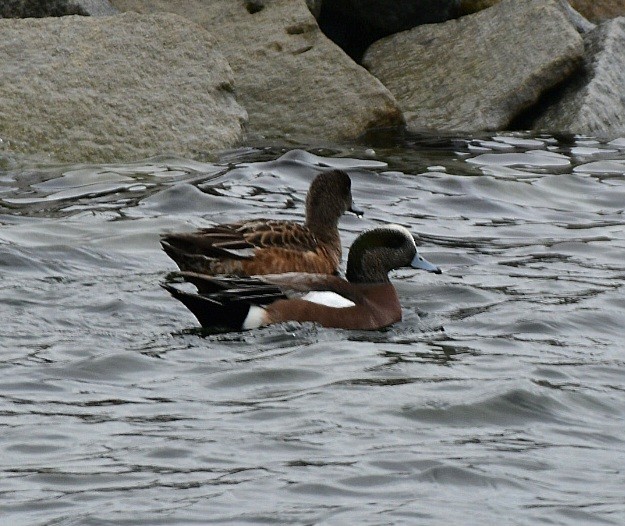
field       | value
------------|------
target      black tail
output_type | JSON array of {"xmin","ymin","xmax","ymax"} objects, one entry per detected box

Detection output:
[{"xmin": 162, "ymin": 284, "xmax": 250, "ymax": 330}]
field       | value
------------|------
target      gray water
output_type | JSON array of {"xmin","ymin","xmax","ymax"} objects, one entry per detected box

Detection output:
[{"xmin": 1, "ymin": 134, "xmax": 625, "ymax": 525}]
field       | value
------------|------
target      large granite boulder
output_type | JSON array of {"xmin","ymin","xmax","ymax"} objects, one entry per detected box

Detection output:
[
  {"xmin": 531, "ymin": 18, "xmax": 625, "ymax": 138},
  {"xmin": 110, "ymin": 0, "xmax": 403, "ymax": 144},
  {"xmin": 362, "ymin": 0, "xmax": 584, "ymax": 133},
  {"xmin": 0, "ymin": 13, "xmax": 247, "ymax": 162},
  {"xmin": 318, "ymin": 0, "xmax": 460, "ymax": 61}
]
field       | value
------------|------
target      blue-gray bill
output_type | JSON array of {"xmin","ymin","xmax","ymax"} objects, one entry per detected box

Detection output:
[{"xmin": 411, "ymin": 251, "xmax": 442, "ymax": 274}]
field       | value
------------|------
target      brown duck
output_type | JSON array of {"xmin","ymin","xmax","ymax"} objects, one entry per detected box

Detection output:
[{"xmin": 160, "ymin": 169, "xmax": 363, "ymax": 276}]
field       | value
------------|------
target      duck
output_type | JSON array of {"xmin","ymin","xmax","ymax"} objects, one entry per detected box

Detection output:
[
  {"xmin": 163, "ymin": 224, "xmax": 441, "ymax": 331},
  {"xmin": 161, "ymin": 169, "xmax": 363, "ymax": 276}
]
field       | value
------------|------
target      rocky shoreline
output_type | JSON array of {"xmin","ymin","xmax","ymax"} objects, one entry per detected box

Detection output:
[{"xmin": 1, "ymin": 0, "xmax": 624, "ymax": 162}]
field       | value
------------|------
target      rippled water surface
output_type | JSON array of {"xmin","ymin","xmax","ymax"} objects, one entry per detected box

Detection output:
[{"xmin": 2, "ymin": 134, "xmax": 625, "ymax": 525}]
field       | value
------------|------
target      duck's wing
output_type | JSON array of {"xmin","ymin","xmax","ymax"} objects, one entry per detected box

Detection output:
[
  {"xmin": 176, "ymin": 271, "xmax": 358, "ymax": 306},
  {"xmin": 231, "ymin": 219, "xmax": 319, "ymax": 253},
  {"xmin": 161, "ymin": 219, "xmax": 320, "ymax": 260},
  {"xmin": 260, "ymin": 272, "xmax": 362, "ymax": 305},
  {"xmin": 177, "ymin": 272, "xmax": 284, "ymax": 302},
  {"xmin": 161, "ymin": 224, "xmax": 256, "ymax": 260}
]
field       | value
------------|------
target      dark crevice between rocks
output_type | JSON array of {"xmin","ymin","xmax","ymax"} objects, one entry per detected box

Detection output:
[
  {"xmin": 0, "ymin": 0, "xmax": 87, "ymax": 18},
  {"xmin": 318, "ymin": 1, "xmax": 462, "ymax": 63},
  {"xmin": 507, "ymin": 67, "xmax": 588, "ymax": 131},
  {"xmin": 318, "ymin": 5, "xmax": 372, "ymax": 62}
]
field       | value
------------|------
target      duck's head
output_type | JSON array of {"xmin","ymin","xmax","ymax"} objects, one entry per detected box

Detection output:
[
  {"xmin": 346, "ymin": 224, "xmax": 441, "ymax": 283},
  {"xmin": 306, "ymin": 170, "xmax": 363, "ymax": 225}
]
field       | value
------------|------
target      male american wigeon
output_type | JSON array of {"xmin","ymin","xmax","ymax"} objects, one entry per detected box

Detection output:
[
  {"xmin": 163, "ymin": 224, "xmax": 441, "ymax": 331},
  {"xmin": 161, "ymin": 169, "xmax": 363, "ymax": 276}
]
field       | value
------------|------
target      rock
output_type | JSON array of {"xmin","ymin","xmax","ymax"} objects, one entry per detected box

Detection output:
[
  {"xmin": 531, "ymin": 18, "xmax": 625, "ymax": 138},
  {"xmin": 0, "ymin": 13, "xmax": 247, "ymax": 163},
  {"xmin": 74, "ymin": 0, "xmax": 118, "ymax": 16},
  {"xmin": 363, "ymin": 0, "xmax": 584, "ymax": 133},
  {"xmin": 319, "ymin": 0, "xmax": 460, "ymax": 61},
  {"xmin": 110, "ymin": 0, "xmax": 403, "ymax": 143}
]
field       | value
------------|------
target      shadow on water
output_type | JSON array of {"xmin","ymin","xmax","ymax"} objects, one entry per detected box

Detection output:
[{"xmin": 2, "ymin": 134, "xmax": 625, "ymax": 524}]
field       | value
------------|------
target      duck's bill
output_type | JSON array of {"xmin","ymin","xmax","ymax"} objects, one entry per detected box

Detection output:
[
  {"xmin": 348, "ymin": 203, "xmax": 364, "ymax": 217},
  {"xmin": 411, "ymin": 252, "xmax": 442, "ymax": 274}
]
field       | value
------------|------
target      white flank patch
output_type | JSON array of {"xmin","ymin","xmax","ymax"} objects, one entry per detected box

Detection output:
[
  {"xmin": 242, "ymin": 305, "xmax": 267, "ymax": 330},
  {"xmin": 302, "ymin": 291, "xmax": 355, "ymax": 308}
]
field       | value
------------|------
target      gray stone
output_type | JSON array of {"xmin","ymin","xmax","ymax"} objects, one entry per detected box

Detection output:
[
  {"xmin": 0, "ymin": 13, "xmax": 246, "ymax": 163},
  {"xmin": 74, "ymin": 0, "xmax": 118, "ymax": 15},
  {"xmin": 362, "ymin": 0, "xmax": 584, "ymax": 133},
  {"xmin": 532, "ymin": 18, "xmax": 625, "ymax": 138},
  {"xmin": 110, "ymin": 0, "xmax": 403, "ymax": 143}
]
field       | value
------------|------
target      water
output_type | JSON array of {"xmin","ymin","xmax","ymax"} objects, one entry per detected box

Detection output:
[{"xmin": 1, "ymin": 134, "xmax": 625, "ymax": 525}]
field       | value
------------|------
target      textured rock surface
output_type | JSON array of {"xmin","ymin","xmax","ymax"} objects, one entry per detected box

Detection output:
[
  {"xmin": 111, "ymin": 0, "xmax": 403, "ymax": 143},
  {"xmin": 460, "ymin": 0, "xmax": 595, "ymax": 33},
  {"xmin": 0, "ymin": 13, "xmax": 247, "ymax": 162},
  {"xmin": 461, "ymin": 0, "xmax": 625, "ymax": 22},
  {"xmin": 532, "ymin": 18, "xmax": 625, "ymax": 138},
  {"xmin": 363, "ymin": 0, "xmax": 584, "ymax": 133}
]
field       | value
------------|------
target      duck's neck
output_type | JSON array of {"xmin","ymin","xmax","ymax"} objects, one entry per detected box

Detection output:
[
  {"xmin": 346, "ymin": 249, "xmax": 391, "ymax": 284},
  {"xmin": 305, "ymin": 207, "xmax": 341, "ymax": 244}
]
